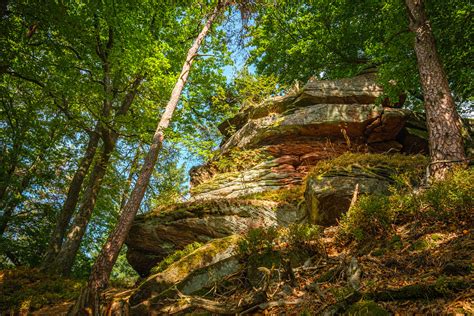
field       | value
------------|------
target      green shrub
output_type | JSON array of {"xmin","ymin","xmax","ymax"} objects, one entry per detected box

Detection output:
[
  {"xmin": 338, "ymin": 167, "xmax": 474, "ymax": 242},
  {"xmin": 238, "ymin": 227, "xmax": 279, "ymax": 255},
  {"xmin": 239, "ymin": 223, "xmax": 324, "ymax": 256},
  {"xmin": 339, "ymin": 194, "xmax": 392, "ymax": 241},
  {"xmin": 287, "ymin": 223, "xmax": 323, "ymax": 253},
  {"xmin": 211, "ymin": 148, "xmax": 270, "ymax": 174},
  {"xmin": 150, "ymin": 242, "xmax": 203, "ymax": 275}
]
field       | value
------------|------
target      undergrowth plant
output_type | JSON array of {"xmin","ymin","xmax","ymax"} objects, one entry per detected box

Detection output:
[
  {"xmin": 0, "ymin": 268, "xmax": 83, "ymax": 313},
  {"xmin": 338, "ymin": 167, "xmax": 474, "ymax": 242},
  {"xmin": 239, "ymin": 224, "xmax": 323, "ymax": 256},
  {"xmin": 211, "ymin": 148, "xmax": 270, "ymax": 174}
]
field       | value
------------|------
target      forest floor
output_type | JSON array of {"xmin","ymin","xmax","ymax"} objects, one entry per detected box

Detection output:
[{"xmin": 1, "ymin": 201, "xmax": 473, "ymax": 315}]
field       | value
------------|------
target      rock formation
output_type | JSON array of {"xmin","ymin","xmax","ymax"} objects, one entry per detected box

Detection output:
[
  {"xmin": 125, "ymin": 73, "xmax": 431, "ymax": 277},
  {"xmin": 122, "ymin": 73, "xmax": 474, "ymax": 313},
  {"xmin": 190, "ymin": 73, "xmax": 417, "ymax": 201}
]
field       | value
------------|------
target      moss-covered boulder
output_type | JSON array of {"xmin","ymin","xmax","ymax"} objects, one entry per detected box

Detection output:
[
  {"xmin": 305, "ymin": 153, "xmax": 427, "ymax": 226},
  {"xmin": 125, "ymin": 199, "xmax": 304, "ymax": 276},
  {"xmin": 129, "ymin": 235, "xmax": 242, "ymax": 314}
]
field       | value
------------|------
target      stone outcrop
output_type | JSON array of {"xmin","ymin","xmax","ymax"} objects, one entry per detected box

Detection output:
[
  {"xmin": 304, "ymin": 153, "xmax": 428, "ymax": 226},
  {"xmin": 122, "ymin": 73, "xmax": 474, "ymax": 313},
  {"xmin": 126, "ymin": 73, "xmax": 429, "ymax": 277},
  {"xmin": 126, "ymin": 199, "xmax": 304, "ymax": 276},
  {"xmin": 191, "ymin": 74, "xmax": 413, "ymax": 201},
  {"xmin": 305, "ymin": 166, "xmax": 393, "ymax": 226},
  {"xmin": 129, "ymin": 235, "xmax": 242, "ymax": 314}
]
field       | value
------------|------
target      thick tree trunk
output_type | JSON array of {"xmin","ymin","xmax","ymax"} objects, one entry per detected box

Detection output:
[
  {"xmin": 68, "ymin": 2, "xmax": 227, "ymax": 314},
  {"xmin": 41, "ymin": 127, "xmax": 100, "ymax": 268},
  {"xmin": 405, "ymin": 0, "xmax": 467, "ymax": 181}
]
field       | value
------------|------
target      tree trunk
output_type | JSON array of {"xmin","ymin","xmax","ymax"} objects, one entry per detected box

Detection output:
[
  {"xmin": 46, "ymin": 75, "xmax": 143, "ymax": 276},
  {"xmin": 41, "ymin": 127, "xmax": 100, "ymax": 268},
  {"xmin": 45, "ymin": 139, "xmax": 115, "ymax": 276},
  {"xmin": 405, "ymin": 0, "xmax": 467, "ymax": 181},
  {"xmin": 68, "ymin": 2, "xmax": 227, "ymax": 314},
  {"xmin": 119, "ymin": 143, "xmax": 141, "ymax": 210}
]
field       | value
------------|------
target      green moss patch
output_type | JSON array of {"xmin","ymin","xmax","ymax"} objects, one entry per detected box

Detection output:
[
  {"xmin": 307, "ymin": 152, "xmax": 428, "ymax": 181},
  {"xmin": 242, "ymin": 185, "xmax": 305, "ymax": 205},
  {"xmin": 141, "ymin": 198, "xmax": 274, "ymax": 220},
  {"xmin": 150, "ymin": 242, "xmax": 203, "ymax": 275},
  {"xmin": 347, "ymin": 300, "xmax": 389, "ymax": 316}
]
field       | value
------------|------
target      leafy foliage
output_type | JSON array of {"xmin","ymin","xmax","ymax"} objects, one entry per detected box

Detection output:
[{"xmin": 247, "ymin": 0, "xmax": 473, "ymax": 105}]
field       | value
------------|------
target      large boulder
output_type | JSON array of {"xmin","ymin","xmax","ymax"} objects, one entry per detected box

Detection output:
[
  {"xmin": 125, "ymin": 199, "xmax": 304, "ymax": 276},
  {"xmin": 304, "ymin": 153, "xmax": 427, "ymax": 226},
  {"xmin": 129, "ymin": 235, "xmax": 242, "ymax": 315}
]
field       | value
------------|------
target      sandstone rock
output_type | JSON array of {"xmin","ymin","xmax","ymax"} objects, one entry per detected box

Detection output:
[
  {"xmin": 192, "ymin": 103, "xmax": 409, "ymax": 200},
  {"xmin": 305, "ymin": 166, "xmax": 393, "ymax": 226},
  {"xmin": 220, "ymin": 103, "xmax": 384, "ymax": 153},
  {"xmin": 125, "ymin": 199, "xmax": 304, "ymax": 276},
  {"xmin": 129, "ymin": 235, "xmax": 242, "ymax": 314},
  {"xmin": 294, "ymin": 73, "xmax": 383, "ymax": 106},
  {"xmin": 304, "ymin": 153, "xmax": 427, "ymax": 226},
  {"xmin": 218, "ymin": 73, "xmax": 383, "ymax": 137},
  {"xmin": 397, "ymin": 111, "xmax": 429, "ymax": 154},
  {"xmin": 190, "ymin": 74, "xmax": 412, "ymax": 200}
]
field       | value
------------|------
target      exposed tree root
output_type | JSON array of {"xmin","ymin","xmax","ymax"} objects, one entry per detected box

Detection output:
[
  {"xmin": 158, "ymin": 292, "xmax": 266, "ymax": 315},
  {"xmin": 322, "ymin": 278, "xmax": 473, "ymax": 315},
  {"xmin": 366, "ymin": 279, "xmax": 472, "ymax": 301}
]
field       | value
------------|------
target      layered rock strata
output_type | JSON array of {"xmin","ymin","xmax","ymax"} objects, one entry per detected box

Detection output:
[{"xmin": 190, "ymin": 74, "xmax": 413, "ymax": 200}]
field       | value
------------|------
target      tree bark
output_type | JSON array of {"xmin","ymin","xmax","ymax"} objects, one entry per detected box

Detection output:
[
  {"xmin": 119, "ymin": 143, "xmax": 141, "ymax": 210},
  {"xmin": 68, "ymin": 2, "xmax": 227, "ymax": 314},
  {"xmin": 405, "ymin": 0, "xmax": 467, "ymax": 181},
  {"xmin": 41, "ymin": 127, "xmax": 100, "ymax": 268}
]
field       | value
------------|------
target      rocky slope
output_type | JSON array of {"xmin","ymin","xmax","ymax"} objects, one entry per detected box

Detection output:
[
  {"xmin": 125, "ymin": 73, "xmax": 428, "ymax": 275},
  {"xmin": 120, "ymin": 74, "xmax": 473, "ymax": 315}
]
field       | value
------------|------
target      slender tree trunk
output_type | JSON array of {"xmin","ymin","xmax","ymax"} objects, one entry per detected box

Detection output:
[
  {"xmin": 41, "ymin": 127, "xmax": 100, "ymax": 268},
  {"xmin": 68, "ymin": 2, "xmax": 227, "ymax": 314},
  {"xmin": 46, "ymin": 75, "xmax": 143, "ymax": 276},
  {"xmin": 46, "ymin": 139, "xmax": 115, "ymax": 276},
  {"xmin": 405, "ymin": 0, "xmax": 467, "ymax": 181}
]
